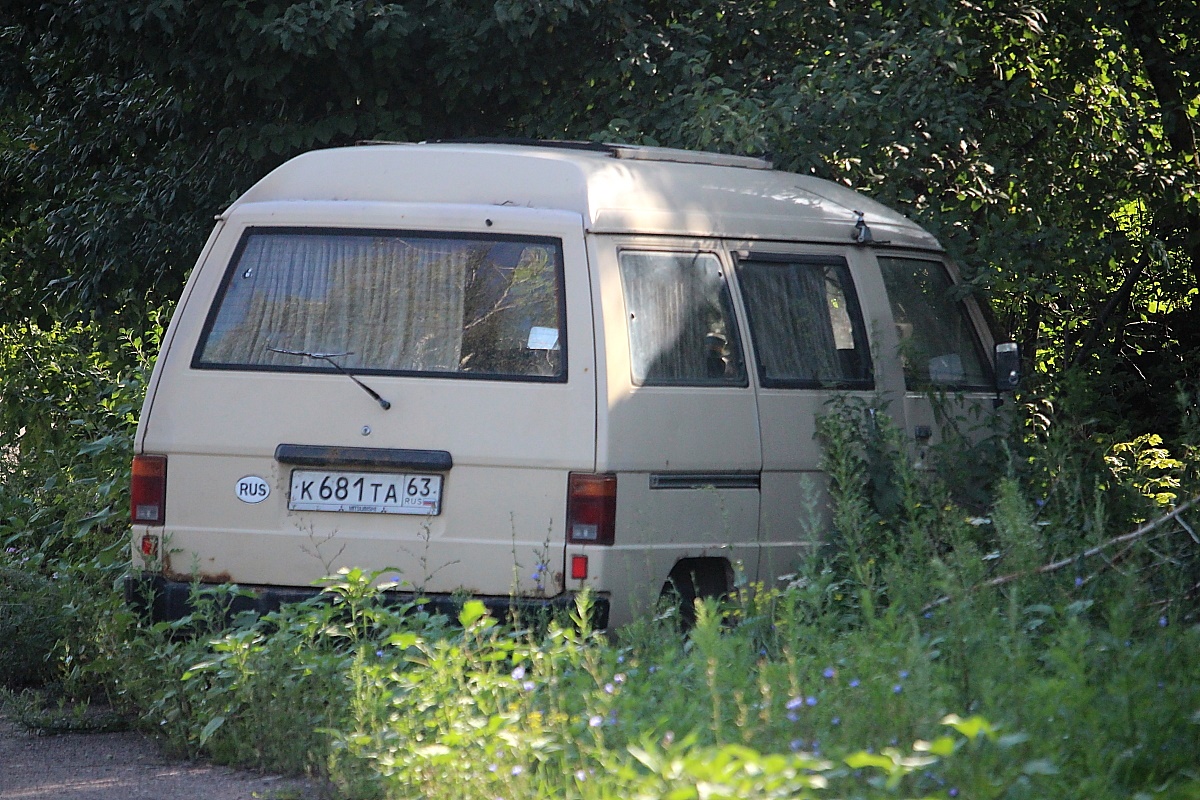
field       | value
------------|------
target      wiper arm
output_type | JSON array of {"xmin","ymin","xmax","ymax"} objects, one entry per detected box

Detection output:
[{"xmin": 267, "ymin": 347, "xmax": 392, "ymax": 410}]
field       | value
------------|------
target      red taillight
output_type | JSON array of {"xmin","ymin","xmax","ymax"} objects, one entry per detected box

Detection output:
[
  {"xmin": 571, "ymin": 554, "xmax": 589, "ymax": 580},
  {"xmin": 131, "ymin": 454, "xmax": 167, "ymax": 526},
  {"xmin": 566, "ymin": 472, "xmax": 616, "ymax": 545}
]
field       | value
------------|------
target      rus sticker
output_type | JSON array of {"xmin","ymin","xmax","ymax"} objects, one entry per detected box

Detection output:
[{"xmin": 236, "ymin": 476, "xmax": 271, "ymax": 504}]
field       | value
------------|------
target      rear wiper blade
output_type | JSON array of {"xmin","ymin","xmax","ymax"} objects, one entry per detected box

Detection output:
[{"xmin": 267, "ymin": 347, "xmax": 392, "ymax": 410}]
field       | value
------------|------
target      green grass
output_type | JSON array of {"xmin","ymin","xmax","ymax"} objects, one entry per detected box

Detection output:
[{"xmin": 88, "ymin": 563, "xmax": 1199, "ymax": 800}]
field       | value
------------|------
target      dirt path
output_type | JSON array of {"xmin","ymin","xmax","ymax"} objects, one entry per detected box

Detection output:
[{"xmin": 0, "ymin": 714, "xmax": 323, "ymax": 800}]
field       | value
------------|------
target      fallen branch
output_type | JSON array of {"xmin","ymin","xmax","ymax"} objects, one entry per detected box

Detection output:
[{"xmin": 924, "ymin": 494, "xmax": 1200, "ymax": 611}]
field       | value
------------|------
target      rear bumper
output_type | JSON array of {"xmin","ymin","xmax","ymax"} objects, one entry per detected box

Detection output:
[{"xmin": 123, "ymin": 572, "xmax": 609, "ymax": 629}]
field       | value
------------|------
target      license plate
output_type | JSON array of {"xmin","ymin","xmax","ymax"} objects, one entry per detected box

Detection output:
[{"xmin": 288, "ymin": 470, "xmax": 443, "ymax": 515}]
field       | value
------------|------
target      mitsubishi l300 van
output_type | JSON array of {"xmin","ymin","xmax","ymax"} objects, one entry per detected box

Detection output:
[{"xmin": 127, "ymin": 141, "xmax": 1018, "ymax": 628}]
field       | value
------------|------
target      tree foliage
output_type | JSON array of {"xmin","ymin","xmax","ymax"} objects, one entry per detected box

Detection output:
[{"xmin": 1, "ymin": 0, "xmax": 1197, "ymax": 433}]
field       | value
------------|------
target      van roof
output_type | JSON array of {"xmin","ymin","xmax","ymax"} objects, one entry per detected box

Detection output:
[{"xmin": 227, "ymin": 141, "xmax": 942, "ymax": 250}]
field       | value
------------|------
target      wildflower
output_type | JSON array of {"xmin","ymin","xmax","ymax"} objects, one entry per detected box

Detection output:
[
  {"xmin": 1075, "ymin": 576, "xmax": 1084, "ymax": 587},
  {"xmin": 575, "ymin": 769, "xmax": 588, "ymax": 782},
  {"xmin": 949, "ymin": 789, "xmax": 959, "ymax": 797},
  {"xmin": 375, "ymin": 649, "xmax": 385, "ymax": 658},
  {"xmin": 849, "ymin": 678, "xmax": 860, "ymax": 688},
  {"xmin": 1159, "ymin": 616, "xmax": 1168, "ymax": 627},
  {"xmin": 617, "ymin": 655, "xmax": 625, "ymax": 664},
  {"xmin": 488, "ymin": 764, "xmax": 498, "ymax": 773},
  {"xmin": 787, "ymin": 711, "xmax": 800, "ymax": 722},
  {"xmin": 648, "ymin": 665, "xmax": 658, "ymax": 674},
  {"xmin": 790, "ymin": 739, "xmax": 805, "ymax": 752},
  {"xmin": 893, "ymin": 684, "xmax": 902, "ymax": 694},
  {"xmin": 923, "ymin": 611, "xmax": 933, "ymax": 619},
  {"xmin": 823, "ymin": 667, "xmax": 836, "ymax": 679},
  {"xmin": 786, "ymin": 696, "xmax": 805, "ymax": 711},
  {"xmin": 898, "ymin": 670, "xmax": 909, "ymax": 679},
  {"xmin": 831, "ymin": 716, "xmax": 841, "ymax": 726},
  {"xmin": 512, "ymin": 665, "xmax": 526, "ymax": 680},
  {"xmin": 522, "ymin": 681, "xmax": 535, "ymax": 691},
  {"xmin": 604, "ymin": 683, "xmax": 615, "ymax": 694},
  {"xmin": 589, "ymin": 715, "xmax": 603, "ymax": 727},
  {"xmin": 614, "ymin": 673, "xmax": 626, "ymax": 684},
  {"xmin": 511, "ymin": 766, "xmax": 524, "ymax": 776},
  {"xmin": 805, "ymin": 696, "xmax": 818, "ymax": 707}
]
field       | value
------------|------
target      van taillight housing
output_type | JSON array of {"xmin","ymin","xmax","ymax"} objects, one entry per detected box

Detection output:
[
  {"xmin": 567, "ymin": 472, "xmax": 616, "ymax": 545},
  {"xmin": 131, "ymin": 454, "xmax": 167, "ymax": 526}
]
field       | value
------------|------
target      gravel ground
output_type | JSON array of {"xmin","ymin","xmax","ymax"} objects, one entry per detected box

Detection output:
[{"xmin": 0, "ymin": 714, "xmax": 324, "ymax": 800}]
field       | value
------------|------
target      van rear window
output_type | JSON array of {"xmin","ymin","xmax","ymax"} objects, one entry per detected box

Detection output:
[
  {"xmin": 735, "ymin": 254, "xmax": 873, "ymax": 389},
  {"xmin": 877, "ymin": 256, "xmax": 991, "ymax": 390},
  {"xmin": 194, "ymin": 229, "xmax": 566, "ymax": 381}
]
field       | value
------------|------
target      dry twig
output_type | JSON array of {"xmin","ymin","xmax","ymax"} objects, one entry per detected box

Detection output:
[{"xmin": 924, "ymin": 494, "xmax": 1200, "ymax": 611}]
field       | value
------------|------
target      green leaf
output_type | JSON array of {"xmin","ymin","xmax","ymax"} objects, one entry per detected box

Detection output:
[
  {"xmin": 198, "ymin": 715, "xmax": 225, "ymax": 746},
  {"xmin": 458, "ymin": 600, "xmax": 488, "ymax": 627},
  {"xmin": 845, "ymin": 751, "xmax": 896, "ymax": 770}
]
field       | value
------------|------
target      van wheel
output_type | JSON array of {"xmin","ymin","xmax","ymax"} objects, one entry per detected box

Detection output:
[{"xmin": 660, "ymin": 558, "xmax": 733, "ymax": 630}]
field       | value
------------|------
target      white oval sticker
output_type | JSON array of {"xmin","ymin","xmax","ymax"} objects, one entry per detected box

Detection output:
[{"xmin": 236, "ymin": 476, "xmax": 271, "ymax": 504}]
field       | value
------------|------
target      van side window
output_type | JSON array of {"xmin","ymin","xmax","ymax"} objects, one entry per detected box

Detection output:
[
  {"xmin": 735, "ymin": 254, "xmax": 873, "ymax": 389},
  {"xmin": 194, "ymin": 229, "xmax": 566, "ymax": 381},
  {"xmin": 618, "ymin": 251, "xmax": 747, "ymax": 386},
  {"xmin": 877, "ymin": 257, "xmax": 991, "ymax": 390}
]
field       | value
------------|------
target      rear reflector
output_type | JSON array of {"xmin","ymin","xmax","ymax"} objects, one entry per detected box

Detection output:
[
  {"xmin": 131, "ymin": 454, "xmax": 167, "ymax": 526},
  {"xmin": 141, "ymin": 534, "xmax": 159, "ymax": 558},
  {"xmin": 571, "ymin": 554, "xmax": 589, "ymax": 580},
  {"xmin": 566, "ymin": 472, "xmax": 616, "ymax": 545}
]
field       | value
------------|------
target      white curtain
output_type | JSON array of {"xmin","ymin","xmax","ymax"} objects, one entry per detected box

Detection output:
[
  {"xmin": 619, "ymin": 252, "xmax": 739, "ymax": 385},
  {"xmin": 738, "ymin": 262, "xmax": 841, "ymax": 383},
  {"xmin": 203, "ymin": 234, "xmax": 471, "ymax": 371}
]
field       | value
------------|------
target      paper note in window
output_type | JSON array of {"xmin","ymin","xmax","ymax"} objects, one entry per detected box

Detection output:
[
  {"xmin": 527, "ymin": 327, "xmax": 560, "ymax": 350},
  {"xmin": 928, "ymin": 354, "xmax": 964, "ymax": 385}
]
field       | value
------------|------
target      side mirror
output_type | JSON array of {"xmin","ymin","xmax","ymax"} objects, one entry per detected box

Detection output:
[{"xmin": 994, "ymin": 342, "xmax": 1020, "ymax": 392}]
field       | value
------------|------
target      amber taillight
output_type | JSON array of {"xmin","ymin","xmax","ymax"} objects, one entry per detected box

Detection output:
[
  {"xmin": 131, "ymin": 454, "xmax": 167, "ymax": 526},
  {"xmin": 566, "ymin": 472, "xmax": 617, "ymax": 545}
]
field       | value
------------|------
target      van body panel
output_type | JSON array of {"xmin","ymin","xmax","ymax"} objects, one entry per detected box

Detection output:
[{"xmin": 588, "ymin": 235, "xmax": 762, "ymax": 612}]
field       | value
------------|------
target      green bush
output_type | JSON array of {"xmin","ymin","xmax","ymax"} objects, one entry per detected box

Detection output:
[{"xmin": 0, "ymin": 566, "xmax": 67, "ymax": 688}]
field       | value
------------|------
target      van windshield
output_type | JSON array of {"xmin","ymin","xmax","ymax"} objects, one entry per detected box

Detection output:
[
  {"xmin": 194, "ymin": 229, "xmax": 567, "ymax": 381},
  {"xmin": 877, "ymin": 256, "xmax": 991, "ymax": 390}
]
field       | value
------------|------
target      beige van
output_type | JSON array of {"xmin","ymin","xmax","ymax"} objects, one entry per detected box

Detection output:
[{"xmin": 127, "ymin": 141, "xmax": 1018, "ymax": 628}]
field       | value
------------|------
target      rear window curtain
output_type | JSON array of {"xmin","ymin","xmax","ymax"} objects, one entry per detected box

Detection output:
[
  {"xmin": 876, "ymin": 256, "xmax": 992, "ymax": 390},
  {"xmin": 735, "ymin": 255, "xmax": 873, "ymax": 388},
  {"xmin": 195, "ymin": 230, "xmax": 566, "ymax": 380},
  {"xmin": 618, "ymin": 251, "xmax": 747, "ymax": 386}
]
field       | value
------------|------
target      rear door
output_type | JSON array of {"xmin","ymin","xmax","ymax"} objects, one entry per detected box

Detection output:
[{"xmin": 138, "ymin": 201, "xmax": 595, "ymax": 598}]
